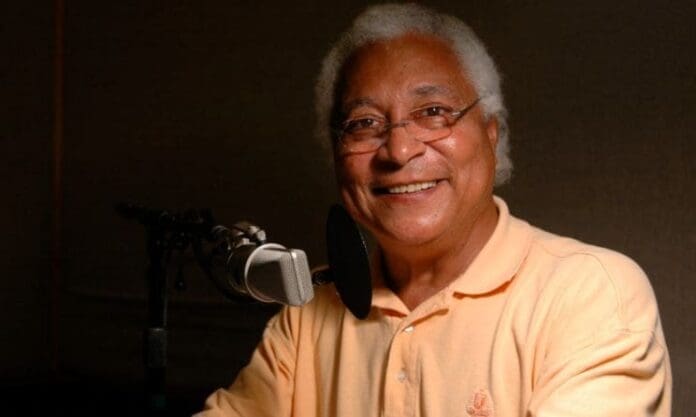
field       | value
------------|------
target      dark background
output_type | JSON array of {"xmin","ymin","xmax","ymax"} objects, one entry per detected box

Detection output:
[{"xmin": 3, "ymin": 1, "xmax": 694, "ymax": 416}]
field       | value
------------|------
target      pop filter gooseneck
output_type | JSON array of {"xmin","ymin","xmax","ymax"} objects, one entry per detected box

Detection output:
[{"xmin": 326, "ymin": 204, "xmax": 373, "ymax": 319}]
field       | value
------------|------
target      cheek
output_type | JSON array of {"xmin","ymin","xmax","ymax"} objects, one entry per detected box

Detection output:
[
  {"xmin": 335, "ymin": 156, "xmax": 376, "ymax": 222},
  {"xmin": 338, "ymin": 175, "xmax": 370, "ymax": 227},
  {"xmin": 450, "ymin": 123, "xmax": 496, "ymax": 163},
  {"xmin": 335, "ymin": 158, "xmax": 367, "ymax": 206},
  {"xmin": 436, "ymin": 135, "xmax": 480, "ymax": 166},
  {"xmin": 336, "ymin": 155, "xmax": 370, "ymax": 187}
]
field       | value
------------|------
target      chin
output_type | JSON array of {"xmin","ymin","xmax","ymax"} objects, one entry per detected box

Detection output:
[{"xmin": 373, "ymin": 216, "xmax": 447, "ymax": 248}]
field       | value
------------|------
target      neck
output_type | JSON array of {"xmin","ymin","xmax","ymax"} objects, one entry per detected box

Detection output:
[{"xmin": 380, "ymin": 198, "xmax": 499, "ymax": 310}]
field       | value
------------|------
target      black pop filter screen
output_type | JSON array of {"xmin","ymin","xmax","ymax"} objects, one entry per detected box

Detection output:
[{"xmin": 326, "ymin": 204, "xmax": 372, "ymax": 319}]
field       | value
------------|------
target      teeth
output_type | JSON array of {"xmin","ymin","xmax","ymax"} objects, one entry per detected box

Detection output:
[{"xmin": 386, "ymin": 181, "xmax": 437, "ymax": 194}]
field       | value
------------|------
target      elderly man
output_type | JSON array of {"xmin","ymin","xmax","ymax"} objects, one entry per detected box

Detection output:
[{"xmin": 198, "ymin": 3, "xmax": 671, "ymax": 416}]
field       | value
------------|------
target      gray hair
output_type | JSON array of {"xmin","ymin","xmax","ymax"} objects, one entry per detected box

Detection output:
[{"xmin": 314, "ymin": 3, "xmax": 512, "ymax": 185}]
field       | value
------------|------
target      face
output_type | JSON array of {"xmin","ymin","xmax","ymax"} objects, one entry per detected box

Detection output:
[{"xmin": 334, "ymin": 33, "xmax": 499, "ymax": 251}]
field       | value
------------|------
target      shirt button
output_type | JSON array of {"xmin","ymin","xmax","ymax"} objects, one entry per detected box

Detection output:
[
  {"xmin": 403, "ymin": 325, "xmax": 414, "ymax": 333},
  {"xmin": 397, "ymin": 369, "xmax": 407, "ymax": 382}
]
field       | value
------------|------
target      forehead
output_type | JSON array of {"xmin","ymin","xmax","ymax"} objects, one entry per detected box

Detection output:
[{"xmin": 340, "ymin": 33, "xmax": 475, "ymax": 108}]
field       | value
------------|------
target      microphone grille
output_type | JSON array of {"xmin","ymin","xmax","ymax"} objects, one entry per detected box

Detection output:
[
  {"xmin": 245, "ymin": 244, "xmax": 314, "ymax": 306},
  {"xmin": 279, "ymin": 249, "xmax": 314, "ymax": 306}
]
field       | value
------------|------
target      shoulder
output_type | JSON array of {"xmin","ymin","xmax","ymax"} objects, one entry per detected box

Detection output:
[
  {"xmin": 515, "ymin": 221, "xmax": 660, "ymax": 334},
  {"xmin": 503, "ymin": 222, "xmax": 673, "ymax": 416},
  {"xmin": 266, "ymin": 283, "xmax": 346, "ymax": 344}
]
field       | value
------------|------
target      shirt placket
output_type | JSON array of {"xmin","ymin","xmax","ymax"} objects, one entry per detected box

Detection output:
[{"xmin": 382, "ymin": 296, "xmax": 450, "ymax": 417}]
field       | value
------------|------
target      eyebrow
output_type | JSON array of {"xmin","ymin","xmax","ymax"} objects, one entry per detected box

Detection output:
[
  {"xmin": 411, "ymin": 84, "xmax": 459, "ymax": 99},
  {"xmin": 341, "ymin": 84, "xmax": 459, "ymax": 114},
  {"xmin": 342, "ymin": 97, "xmax": 377, "ymax": 115}
]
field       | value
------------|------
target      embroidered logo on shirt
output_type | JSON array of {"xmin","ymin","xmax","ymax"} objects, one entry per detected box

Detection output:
[{"xmin": 466, "ymin": 389, "xmax": 493, "ymax": 416}]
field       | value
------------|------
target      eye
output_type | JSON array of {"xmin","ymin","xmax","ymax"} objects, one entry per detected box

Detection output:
[
  {"xmin": 415, "ymin": 105, "xmax": 452, "ymax": 118},
  {"xmin": 342, "ymin": 117, "xmax": 381, "ymax": 134}
]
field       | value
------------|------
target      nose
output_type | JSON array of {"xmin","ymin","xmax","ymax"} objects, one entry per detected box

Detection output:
[{"xmin": 377, "ymin": 123, "xmax": 427, "ymax": 167}]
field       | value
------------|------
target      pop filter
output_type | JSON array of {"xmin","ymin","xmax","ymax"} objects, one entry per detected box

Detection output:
[{"xmin": 326, "ymin": 204, "xmax": 372, "ymax": 319}]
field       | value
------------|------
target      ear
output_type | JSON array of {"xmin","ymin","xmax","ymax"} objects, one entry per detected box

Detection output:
[{"xmin": 485, "ymin": 117, "xmax": 499, "ymax": 151}]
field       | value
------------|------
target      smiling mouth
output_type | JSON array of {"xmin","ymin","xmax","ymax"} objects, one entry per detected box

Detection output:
[{"xmin": 375, "ymin": 180, "xmax": 438, "ymax": 195}]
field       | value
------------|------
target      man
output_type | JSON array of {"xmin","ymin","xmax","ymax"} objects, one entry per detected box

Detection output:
[{"xmin": 198, "ymin": 3, "xmax": 671, "ymax": 416}]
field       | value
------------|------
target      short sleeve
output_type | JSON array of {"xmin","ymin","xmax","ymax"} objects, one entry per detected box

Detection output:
[
  {"xmin": 528, "ymin": 252, "xmax": 671, "ymax": 416},
  {"xmin": 195, "ymin": 307, "xmax": 298, "ymax": 417}
]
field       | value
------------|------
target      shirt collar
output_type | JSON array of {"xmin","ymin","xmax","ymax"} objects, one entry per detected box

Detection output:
[
  {"xmin": 448, "ymin": 196, "xmax": 532, "ymax": 296},
  {"xmin": 371, "ymin": 253, "xmax": 410, "ymax": 313},
  {"xmin": 369, "ymin": 196, "xmax": 533, "ymax": 313}
]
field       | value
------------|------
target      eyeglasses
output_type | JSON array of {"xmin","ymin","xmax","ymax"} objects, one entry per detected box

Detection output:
[{"xmin": 335, "ymin": 97, "xmax": 482, "ymax": 154}]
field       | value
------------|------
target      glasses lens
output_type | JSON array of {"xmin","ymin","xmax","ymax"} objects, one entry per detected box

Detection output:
[
  {"xmin": 339, "ymin": 124, "xmax": 452, "ymax": 154},
  {"xmin": 406, "ymin": 122, "xmax": 451, "ymax": 143},
  {"xmin": 339, "ymin": 135, "xmax": 383, "ymax": 154},
  {"xmin": 409, "ymin": 106, "xmax": 455, "ymax": 142}
]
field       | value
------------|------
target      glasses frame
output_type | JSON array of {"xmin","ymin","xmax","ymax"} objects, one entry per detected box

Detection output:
[{"xmin": 335, "ymin": 96, "xmax": 483, "ymax": 154}]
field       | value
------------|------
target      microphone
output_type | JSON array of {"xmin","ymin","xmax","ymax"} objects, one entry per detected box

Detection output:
[
  {"xmin": 203, "ymin": 205, "xmax": 372, "ymax": 319},
  {"xmin": 200, "ymin": 222, "xmax": 314, "ymax": 306},
  {"xmin": 116, "ymin": 201, "xmax": 372, "ymax": 318},
  {"xmin": 227, "ymin": 243, "xmax": 314, "ymax": 306}
]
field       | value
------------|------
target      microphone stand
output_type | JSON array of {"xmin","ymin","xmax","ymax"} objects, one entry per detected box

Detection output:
[
  {"xmin": 117, "ymin": 204, "xmax": 223, "ymax": 415},
  {"xmin": 143, "ymin": 216, "xmax": 170, "ymax": 415},
  {"xmin": 116, "ymin": 202, "xmax": 373, "ymax": 414}
]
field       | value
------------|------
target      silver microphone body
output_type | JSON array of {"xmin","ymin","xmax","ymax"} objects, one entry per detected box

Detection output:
[
  {"xmin": 193, "ymin": 207, "xmax": 369, "ymax": 317},
  {"xmin": 227, "ymin": 243, "xmax": 314, "ymax": 306}
]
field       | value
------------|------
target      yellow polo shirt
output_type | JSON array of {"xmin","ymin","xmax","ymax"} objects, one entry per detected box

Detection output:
[{"xmin": 198, "ymin": 197, "xmax": 671, "ymax": 417}]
